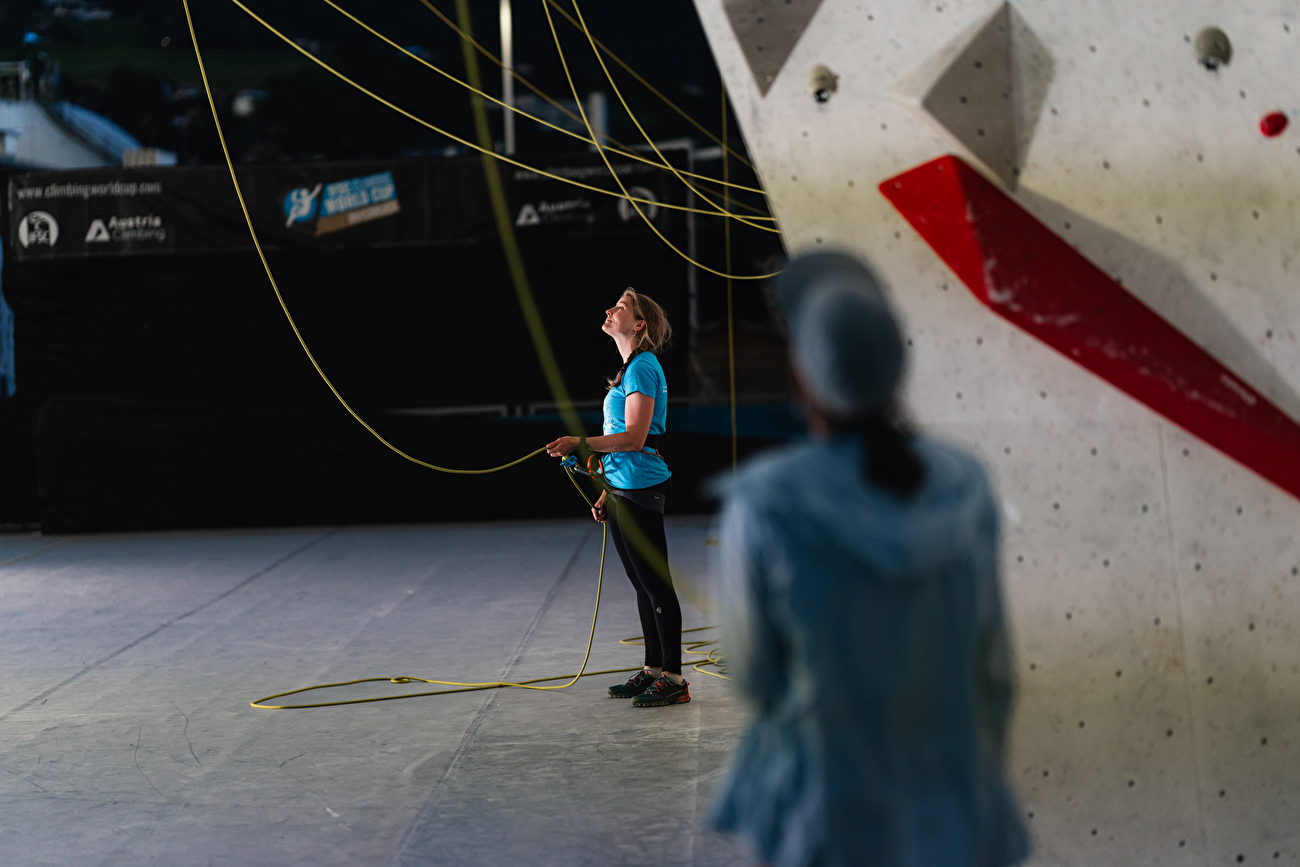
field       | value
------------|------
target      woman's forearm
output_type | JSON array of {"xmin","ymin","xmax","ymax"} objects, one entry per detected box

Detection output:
[{"xmin": 586, "ymin": 431, "xmax": 645, "ymax": 453}]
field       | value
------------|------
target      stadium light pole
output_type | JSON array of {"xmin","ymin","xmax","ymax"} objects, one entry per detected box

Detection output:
[{"xmin": 500, "ymin": 0, "xmax": 515, "ymax": 155}]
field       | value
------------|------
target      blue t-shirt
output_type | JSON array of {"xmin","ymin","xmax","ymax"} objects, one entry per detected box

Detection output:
[{"xmin": 601, "ymin": 352, "xmax": 671, "ymax": 490}]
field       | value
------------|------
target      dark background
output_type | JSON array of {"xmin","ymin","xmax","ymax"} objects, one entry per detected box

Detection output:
[
  {"xmin": 1, "ymin": 0, "xmax": 756, "ymax": 168},
  {"xmin": 1, "ymin": 154, "xmax": 790, "ymax": 532},
  {"xmin": 0, "ymin": 1, "xmax": 794, "ymax": 533}
]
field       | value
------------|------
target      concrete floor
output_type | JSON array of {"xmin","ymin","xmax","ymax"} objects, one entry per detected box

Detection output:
[
  {"xmin": 4, "ymin": 510, "xmax": 1298, "ymax": 865},
  {"xmin": 0, "ymin": 519, "xmax": 750, "ymax": 867}
]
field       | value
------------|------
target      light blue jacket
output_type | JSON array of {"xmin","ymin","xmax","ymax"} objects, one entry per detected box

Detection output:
[{"xmin": 710, "ymin": 435, "xmax": 1029, "ymax": 867}]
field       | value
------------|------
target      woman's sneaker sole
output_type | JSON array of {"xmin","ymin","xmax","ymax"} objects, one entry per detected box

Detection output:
[{"xmin": 631, "ymin": 679, "xmax": 690, "ymax": 707}]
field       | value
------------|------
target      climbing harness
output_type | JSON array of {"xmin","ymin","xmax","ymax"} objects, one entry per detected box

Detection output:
[{"xmin": 562, "ymin": 451, "xmax": 668, "ymax": 514}]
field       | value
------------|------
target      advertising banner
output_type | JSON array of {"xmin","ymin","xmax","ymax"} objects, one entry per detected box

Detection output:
[
  {"xmin": 6, "ymin": 151, "xmax": 688, "ymax": 261},
  {"xmin": 1, "ymin": 151, "xmax": 693, "ymax": 408}
]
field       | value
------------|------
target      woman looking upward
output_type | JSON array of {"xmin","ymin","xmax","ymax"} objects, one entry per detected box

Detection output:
[{"xmin": 546, "ymin": 288, "xmax": 687, "ymax": 708}]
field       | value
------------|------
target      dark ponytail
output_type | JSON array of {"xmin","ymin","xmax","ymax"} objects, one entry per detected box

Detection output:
[{"xmin": 834, "ymin": 406, "xmax": 925, "ymax": 499}]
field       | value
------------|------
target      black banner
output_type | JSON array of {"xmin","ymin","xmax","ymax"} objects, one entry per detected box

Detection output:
[
  {"xmin": 3, "ymin": 152, "xmax": 691, "ymax": 408},
  {"xmin": 7, "ymin": 152, "xmax": 683, "ymax": 260}
]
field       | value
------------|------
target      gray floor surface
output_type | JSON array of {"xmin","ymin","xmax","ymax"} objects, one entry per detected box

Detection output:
[
  {"xmin": 10, "ymin": 508, "xmax": 1296, "ymax": 866},
  {"xmin": 0, "ymin": 519, "xmax": 752, "ymax": 867}
]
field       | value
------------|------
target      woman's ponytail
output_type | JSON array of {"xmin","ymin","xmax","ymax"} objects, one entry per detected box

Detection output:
[{"xmin": 837, "ymin": 407, "xmax": 926, "ymax": 499}]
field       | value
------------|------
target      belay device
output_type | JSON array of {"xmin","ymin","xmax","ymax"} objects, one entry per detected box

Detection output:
[{"xmin": 561, "ymin": 446, "xmax": 668, "ymax": 514}]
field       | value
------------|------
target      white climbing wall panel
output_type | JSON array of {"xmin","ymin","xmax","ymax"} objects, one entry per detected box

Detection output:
[{"xmin": 695, "ymin": 1, "xmax": 1300, "ymax": 863}]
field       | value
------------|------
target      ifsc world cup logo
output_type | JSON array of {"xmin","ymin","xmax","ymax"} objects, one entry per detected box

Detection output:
[
  {"xmin": 283, "ymin": 183, "xmax": 323, "ymax": 228},
  {"xmin": 17, "ymin": 211, "xmax": 59, "ymax": 248}
]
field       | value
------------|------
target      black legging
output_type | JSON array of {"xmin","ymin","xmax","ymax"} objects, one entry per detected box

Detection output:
[{"xmin": 606, "ymin": 487, "xmax": 682, "ymax": 675}]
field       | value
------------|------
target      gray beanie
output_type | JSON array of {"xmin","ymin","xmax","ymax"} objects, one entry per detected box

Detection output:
[{"xmin": 777, "ymin": 252, "xmax": 905, "ymax": 418}]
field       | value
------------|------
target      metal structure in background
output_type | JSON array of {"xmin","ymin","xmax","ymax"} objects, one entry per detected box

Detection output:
[{"xmin": 499, "ymin": 0, "xmax": 516, "ymax": 155}]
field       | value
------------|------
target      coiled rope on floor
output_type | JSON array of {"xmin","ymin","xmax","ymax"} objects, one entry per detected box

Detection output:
[
  {"xmin": 249, "ymin": 519, "xmax": 726, "ymax": 709},
  {"xmin": 248, "ymin": 453, "xmax": 729, "ymax": 709},
  {"xmin": 250, "ymin": 467, "xmax": 726, "ymax": 709}
]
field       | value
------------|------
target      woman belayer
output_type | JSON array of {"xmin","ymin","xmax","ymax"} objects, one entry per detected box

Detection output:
[
  {"xmin": 710, "ymin": 252, "xmax": 1029, "ymax": 867},
  {"xmin": 546, "ymin": 288, "xmax": 688, "ymax": 708}
]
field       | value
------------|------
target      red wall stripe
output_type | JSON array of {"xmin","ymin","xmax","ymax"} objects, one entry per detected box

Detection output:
[{"xmin": 881, "ymin": 154, "xmax": 1300, "ymax": 500}]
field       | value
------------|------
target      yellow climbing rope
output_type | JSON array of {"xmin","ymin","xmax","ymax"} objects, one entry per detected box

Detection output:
[
  {"xmin": 453, "ymin": 0, "xmax": 584, "ymax": 435},
  {"xmin": 322, "ymin": 0, "xmax": 773, "ymax": 207},
  {"xmin": 250, "ymin": 473, "xmax": 725, "ymax": 709},
  {"xmin": 566, "ymin": 0, "xmax": 779, "ymax": 236},
  {"xmin": 252, "ymin": 522, "xmax": 617, "ymax": 708},
  {"xmin": 543, "ymin": 0, "xmax": 778, "ymax": 280},
  {"xmin": 181, "ymin": 0, "xmax": 729, "ymax": 709},
  {"xmin": 209, "ymin": 0, "xmax": 772, "ymax": 232},
  {"xmin": 250, "ymin": 455, "xmax": 730, "ymax": 708},
  {"xmin": 623, "ymin": 628, "xmax": 728, "ymax": 681},
  {"xmin": 183, "ymin": 0, "xmax": 551, "ymax": 474},
  {"xmin": 420, "ymin": 0, "xmax": 776, "ymax": 222},
  {"xmin": 540, "ymin": 0, "xmax": 756, "ymax": 172}
]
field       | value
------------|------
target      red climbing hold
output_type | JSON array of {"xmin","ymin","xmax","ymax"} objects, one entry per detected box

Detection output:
[
  {"xmin": 879, "ymin": 154, "xmax": 1300, "ymax": 501},
  {"xmin": 1260, "ymin": 112, "xmax": 1289, "ymax": 137}
]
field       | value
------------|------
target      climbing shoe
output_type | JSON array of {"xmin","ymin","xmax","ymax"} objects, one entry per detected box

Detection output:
[
  {"xmin": 630, "ymin": 674, "xmax": 690, "ymax": 707},
  {"xmin": 608, "ymin": 669, "xmax": 657, "ymax": 698}
]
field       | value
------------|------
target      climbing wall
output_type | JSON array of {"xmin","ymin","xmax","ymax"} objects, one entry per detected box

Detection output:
[{"xmin": 696, "ymin": 0, "xmax": 1300, "ymax": 862}]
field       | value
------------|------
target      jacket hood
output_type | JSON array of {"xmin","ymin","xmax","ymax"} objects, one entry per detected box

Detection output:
[{"xmin": 717, "ymin": 436, "xmax": 992, "ymax": 582}]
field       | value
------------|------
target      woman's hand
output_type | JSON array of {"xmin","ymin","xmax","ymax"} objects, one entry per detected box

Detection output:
[
  {"xmin": 546, "ymin": 436, "xmax": 579, "ymax": 458},
  {"xmin": 591, "ymin": 490, "xmax": 607, "ymax": 523}
]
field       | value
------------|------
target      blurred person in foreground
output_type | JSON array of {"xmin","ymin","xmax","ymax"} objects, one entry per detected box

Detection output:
[{"xmin": 709, "ymin": 252, "xmax": 1029, "ymax": 867}]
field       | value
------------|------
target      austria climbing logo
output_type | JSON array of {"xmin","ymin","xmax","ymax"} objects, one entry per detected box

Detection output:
[
  {"xmin": 17, "ymin": 211, "xmax": 59, "ymax": 248},
  {"xmin": 86, "ymin": 219, "xmax": 110, "ymax": 242},
  {"xmin": 514, "ymin": 198, "xmax": 594, "ymax": 227},
  {"xmin": 515, "ymin": 203, "xmax": 541, "ymax": 226},
  {"xmin": 84, "ymin": 215, "xmax": 166, "ymax": 244}
]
